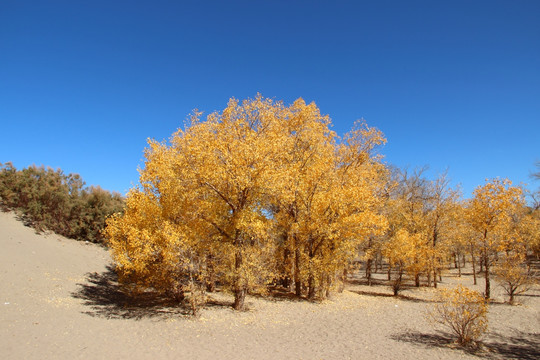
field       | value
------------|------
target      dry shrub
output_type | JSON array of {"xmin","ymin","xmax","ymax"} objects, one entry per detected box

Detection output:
[{"xmin": 427, "ymin": 284, "xmax": 488, "ymax": 346}]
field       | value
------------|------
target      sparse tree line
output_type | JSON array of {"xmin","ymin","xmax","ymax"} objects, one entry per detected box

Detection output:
[
  {"xmin": 363, "ymin": 169, "xmax": 540, "ymax": 304},
  {"xmin": 0, "ymin": 162, "xmax": 124, "ymax": 244},
  {"xmin": 104, "ymin": 96, "xmax": 540, "ymax": 314}
]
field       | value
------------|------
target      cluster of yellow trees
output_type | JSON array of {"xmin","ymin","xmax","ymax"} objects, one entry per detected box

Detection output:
[
  {"xmin": 380, "ymin": 173, "xmax": 539, "ymax": 302},
  {"xmin": 105, "ymin": 96, "xmax": 539, "ymax": 312}
]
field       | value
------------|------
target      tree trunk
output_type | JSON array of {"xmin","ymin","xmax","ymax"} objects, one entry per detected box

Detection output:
[
  {"xmin": 470, "ymin": 245, "xmax": 477, "ymax": 285},
  {"xmin": 294, "ymin": 247, "xmax": 301, "ymax": 297},
  {"xmin": 308, "ymin": 274, "xmax": 315, "ymax": 300},
  {"xmin": 393, "ymin": 268, "xmax": 403, "ymax": 296},
  {"xmin": 484, "ymin": 257, "xmax": 490, "ymax": 300},
  {"xmin": 234, "ymin": 286, "xmax": 246, "ymax": 310},
  {"xmin": 206, "ymin": 279, "xmax": 216, "ymax": 293},
  {"xmin": 327, "ymin": 273, "xmax": 333, "ymax": 297},
  {"xmin": 281, "ymin": 248, "xmax": 292, "ymax": 290},
  {"xmin": 233, "ymin": 250, "xmax": 246, "ymax": 310},
  {"xmin": 169, "ymin": 283, "xmax": 185, "ymax": 303},
  {"xmin": 509, "ymin": 287, "xmax": 515, "ymax": 305},
  {"xmin": 339, "ymin": 268, "xmax": 346, "ymax": 292},
  {"xmin": 206, "ymin": 255, "xmax": 216, "ymax": 292},
  {"xmin": 366, "ymin": 258, "xmax": 373, "ymax": 286}
]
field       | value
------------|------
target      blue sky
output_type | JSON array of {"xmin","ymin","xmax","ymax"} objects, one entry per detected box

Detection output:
[{"xmin": 1, "ymin": 0, "xmax": 539, "ymax": 198}]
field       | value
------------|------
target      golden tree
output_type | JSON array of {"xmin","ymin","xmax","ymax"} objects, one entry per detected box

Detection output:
[
  {"xmin": 383, "ymin": 169, "xmax": 458, "ymax": 290},
  {"xmin": 446, "ymin": 203, "xmax": 475, "ymax": 280},
  {"xmin": 108, "ymin": 96, "xmax": 286, "ymax": 310},
  {"xmin": 309, "ymin": 121, "xmax": 388, "ymax": 298},
  {"xmin": 382, "ymin": 228, "xmax": 424, "ymax": 295},
  {"xmin": 270, "ymin": 104, "xmax": 387, "ymax": 299},
  {"xmin": 521, "ymin": 210, "xmax": 540, "ymax": 258},
  {"xmin": 493, "ymin": 206, "xmax": 538, "ymax": 304},
  {"xmin": 106, "ymin": 95, "xmax": 389, "ymax": 310},
  {"xmin": 466, "ymin": 178, "xmax": 524, "ymax": 299},
  {"xmin": 494, "ymin": 252, "xmax": 535, "ymax": 305},
  {"xmin": 269, "ymin": 99, "xmax": 338, "ymax": 297},
  {"xmin": 424, "ymin": 173, "xmax": 460, "ymax": 287},
  {"xmin": 105, "ymin": 143, "xmax": 209, "ymax": 313}
]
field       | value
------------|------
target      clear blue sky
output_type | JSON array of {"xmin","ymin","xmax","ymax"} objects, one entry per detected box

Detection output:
[{"xmin": 1, "ymin": 0, "xmax": 539, "ymax": 198}]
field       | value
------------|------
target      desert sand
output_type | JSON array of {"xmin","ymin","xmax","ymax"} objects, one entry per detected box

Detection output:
[{"xmin": 1, "ymin": 210, "xmax": 538, "ymax": 359}]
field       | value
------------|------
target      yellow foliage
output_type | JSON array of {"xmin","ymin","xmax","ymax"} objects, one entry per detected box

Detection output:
[
  {"xmin": 382, "ymin": 170, "xmax": 459, "ymax": 290},
  {"xmin": 494, "ymin": 251, "xmax": 536, "ymax": 305},
  {"xmin": 466, "ymin": 178, "xmax": 526, "ymax": 299},
  {"xmin": 105, "ymin": 95, "xmax": 390, "ymax": 310},
  {"xmin": 271, "ymin": 115, "xmax": 388, "ymax": 299}
]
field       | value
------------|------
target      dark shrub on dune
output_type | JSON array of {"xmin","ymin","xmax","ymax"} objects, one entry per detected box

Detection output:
[{"xmin": 0, "ymin": 162, "xmax": 124, "ymax": 244}]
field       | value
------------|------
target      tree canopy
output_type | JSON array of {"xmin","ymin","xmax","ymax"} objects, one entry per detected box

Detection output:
[{"xmin": 105, "ymin": 96, "xmax": 388, "ymax": 311}]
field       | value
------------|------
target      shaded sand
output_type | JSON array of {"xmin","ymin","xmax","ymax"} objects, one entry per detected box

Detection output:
[{"xmin": 1, "ymin": 211, "xmax": 539, "ymax": 359}]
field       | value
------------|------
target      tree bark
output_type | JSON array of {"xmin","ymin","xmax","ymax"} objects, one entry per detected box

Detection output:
[
  {"xmin": 206, "ymin": 255, "xmax": 216, "ymax": 292},
  {"xmin": 484, "ymin": 257, "xmax": 491, "ymax": 300},
  {"xmin": 282, "ymin": 248, "xmax": 291, "ymax": 290},
  {"xmin": 366, "ymin": 258, "xmax": 372, "ymax": 286},
  {"xmin": 233, "ymin": 286, "xmax": 246, "ymax": 310},
  {"xmin": 308, "ymin": 274, "xmax": 315, "ymax": 300},
  {"xmin": 393, "ymin": 268, "xmax": 403, "ymax": 296},
  {"xmin": 233, "ymin": 249, "xmax": 246, "ymax": 310},
  {"xmin": 294, "ymin": 247, "xmax": 301, "ymax": 297},
  {"xmin": 470, "ymin": 244, "xmax": 477, "ymax": 285}
]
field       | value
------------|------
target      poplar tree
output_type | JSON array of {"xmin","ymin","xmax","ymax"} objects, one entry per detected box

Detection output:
[
  {"xmin": 466, "ymin": 179, "xmax": 524, "ymax": 299},
  {"xmin": 106, "ymin": 95, "xmax": 389, "ymax": 310}
]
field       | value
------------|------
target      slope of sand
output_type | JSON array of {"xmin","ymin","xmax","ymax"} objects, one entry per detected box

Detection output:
[{"xmin": 1, "ymin": 211, "xmax": 539, "ymax": 359}]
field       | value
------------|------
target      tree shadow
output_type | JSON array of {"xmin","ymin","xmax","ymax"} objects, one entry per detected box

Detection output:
[
  {"xmin": 484, "ymin": 330, "xmax": 540, "ymax": 360},
  {"xmin": 350, "ymin": 289, "xmax": 433, "ymax": 303},
  {"xmin": 266, "ymin": 286, "xmax": 308, "ymax": 302},
  {"xmin": 517, "ymin": 293, "xmax": 540, "ymax": 298},
  {"xmin": 72, "ymin": 265, "xmax": 194, "ymax": 320},
  {"xmin": 445, "ymin": 271, "xmax": 476, "ymax": 277},
  {"xmin": 391, "ymin": 331, "xmax": 455, "ymax": 348},
  {"xmin": 73, "ymin": 266, "xmax": 321, "ymax": 318},
  {"xmin": 346, "ymin": 278, "xmax": 387, "ymax": 286},
  {"xmin": 392, "ymin": 330, "xmax": 540, "ymax": 359}
]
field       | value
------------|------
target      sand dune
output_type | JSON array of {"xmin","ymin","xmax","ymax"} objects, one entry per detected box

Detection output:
[{"xmin": 1, "ymin": 211, "xmax": 538, "ymax": 359}]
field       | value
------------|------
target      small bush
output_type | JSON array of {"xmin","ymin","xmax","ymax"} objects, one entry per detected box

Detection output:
[{"xmin": 427, "ymin": 284, "xmax": 488, "ymax": 346}]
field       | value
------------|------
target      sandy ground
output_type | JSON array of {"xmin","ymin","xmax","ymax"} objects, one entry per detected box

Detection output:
[{"xmin": 1, "ymin": 211, "xmax": 539, "ymax": 359}]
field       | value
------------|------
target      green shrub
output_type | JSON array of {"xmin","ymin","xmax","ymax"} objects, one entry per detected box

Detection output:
[{"xmin": 0, "ymin": 162, "xmax": 124, "ymax": 244}]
